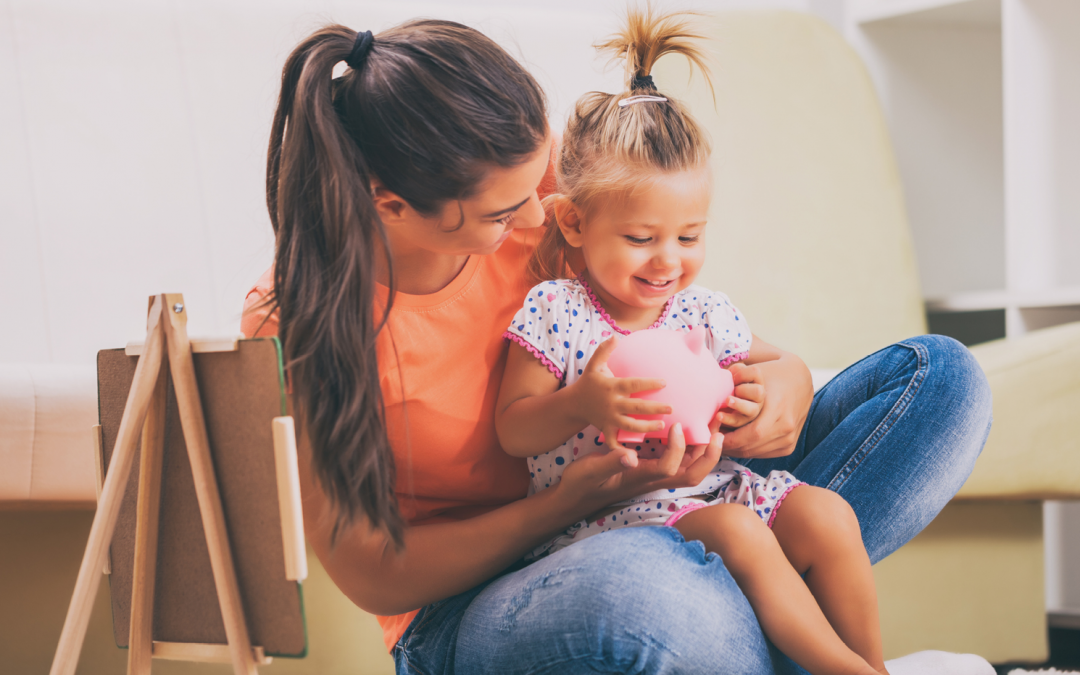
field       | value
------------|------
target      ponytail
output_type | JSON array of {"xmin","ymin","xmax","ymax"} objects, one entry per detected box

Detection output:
[
  {"xmin": 264, "ymin": 21, "xmax": 547, "ymax": 548},
  {"xmin": 267, "ymin": 25, "xmax": 401, "ymax": 546}
]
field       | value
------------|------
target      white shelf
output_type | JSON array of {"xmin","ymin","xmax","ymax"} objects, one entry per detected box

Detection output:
[
  {"xmin": 849, "ymin": 0, "xmax": 1080, "ymax": 626},
  {"xmin": 851, "ymin": 0, "xmax": 1000, "ymax": 25},
  {"xmin": 925, "ymin": 287, "xmax": 1080, "ymax": 312}
]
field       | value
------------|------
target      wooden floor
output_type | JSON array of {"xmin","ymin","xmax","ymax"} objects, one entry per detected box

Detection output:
[{"xmin": 0, "ymin": 509, "xmax": 394, "ymax": 675}]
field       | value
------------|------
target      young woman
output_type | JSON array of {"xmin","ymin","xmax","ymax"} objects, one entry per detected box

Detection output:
[{"xmin": 242, "ymin": 17, "xmax": 993, "ymax": 675}]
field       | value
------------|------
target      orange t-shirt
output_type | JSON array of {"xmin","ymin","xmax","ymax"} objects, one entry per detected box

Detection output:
[{"xmin": 241, "ymin": 227, "xmax": 544, "ymax": 651}]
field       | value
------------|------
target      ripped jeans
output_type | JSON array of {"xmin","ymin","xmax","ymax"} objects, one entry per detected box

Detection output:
[{"xmin": 392, "ymin": 336, "xmax": 993, "ymax": 675}]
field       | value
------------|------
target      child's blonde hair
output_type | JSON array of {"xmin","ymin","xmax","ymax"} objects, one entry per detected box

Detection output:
[{"xmin": 528, "ymin": 6, "xmax": 713, "ymax": 283}]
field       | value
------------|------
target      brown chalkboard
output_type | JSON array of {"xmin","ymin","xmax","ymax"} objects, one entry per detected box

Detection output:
[{"xmin": 97, "ymin": 337, "xmax": 307, "ymax": 657}]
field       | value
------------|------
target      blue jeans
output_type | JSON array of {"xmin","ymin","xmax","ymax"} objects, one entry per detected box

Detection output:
[{"xmin": 393, "ymin": 336, "xmax": 993, "ymax": 674}]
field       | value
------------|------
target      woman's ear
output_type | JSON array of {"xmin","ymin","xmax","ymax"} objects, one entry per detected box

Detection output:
[
  {"xmin": 370, "ymin": 178, "xmax": 410, "ymax": 224},
  {"xmin": 554, "ymin": 197, "xmax": 585, "ymax": 248}
]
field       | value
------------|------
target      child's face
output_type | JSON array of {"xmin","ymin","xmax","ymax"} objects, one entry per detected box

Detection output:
[{"xmin": 570, "ymin": 167, "xmax": 711, "ymax": 314}]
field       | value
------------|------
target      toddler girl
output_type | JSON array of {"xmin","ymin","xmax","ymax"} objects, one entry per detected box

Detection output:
[{"xmin": 495, "ymin": 10, "xmax": 888, "ymax": 675}]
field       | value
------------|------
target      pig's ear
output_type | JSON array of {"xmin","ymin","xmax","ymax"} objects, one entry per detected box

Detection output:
[{"xmin": 684, "ymin": 326, "xmax": 706, "ymax": 355}]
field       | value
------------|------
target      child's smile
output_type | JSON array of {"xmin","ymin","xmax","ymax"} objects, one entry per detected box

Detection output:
[{"xmin": 633, "ymin": 276, "xmax": 677, "ymax": 293}]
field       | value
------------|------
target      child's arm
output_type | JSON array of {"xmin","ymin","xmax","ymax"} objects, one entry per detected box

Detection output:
[
  {"xmin": 715, "ymin": 340, "xmax": 770, "ymax": 430},
  {"xmin": 716, "ymin": 338, "xmax": 799, "ymax": 430},
  {"xmin": 715, "ymin": 360, "xmax": 764, "ymax": 431},
  {"xmin": 720, "ymin": 336, "xmax": 812, "ymax": 458},
  {"xmin": 496, "ymin": 338, "xmax": 671, "ymax": 457}
]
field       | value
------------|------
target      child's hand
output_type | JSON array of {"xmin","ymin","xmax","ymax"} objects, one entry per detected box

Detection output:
[
  {"xmin": 715, "ymin": 362, "xmax": 765, "ymax": 430},
  {"xmin": 572, "ymin": 337, "xmax": 671, "ymax": 452},
  {"xmin": 556, "ymin": 423, "xmax": 724, "ymax": 511}
]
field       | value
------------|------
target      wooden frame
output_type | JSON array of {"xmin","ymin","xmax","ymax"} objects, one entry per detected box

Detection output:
[{"xmin": 51, "ymin": 294, "xmax": 306, "ymax": 675}]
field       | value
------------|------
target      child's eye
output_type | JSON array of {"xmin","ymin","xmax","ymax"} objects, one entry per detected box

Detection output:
[
  {"xmin": 494, "ymin": 212, "xmax": 517, "ymax": 227},
  {"xmin": 625, "ymin": 235, "xmax": 650, "ymax": 245},
  {"xmin": 679, "ymin": 235, "xmax": 700, "ymax": 243}
]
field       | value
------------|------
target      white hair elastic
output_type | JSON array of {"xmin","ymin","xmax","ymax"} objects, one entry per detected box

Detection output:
[{"xmin": 618, "ymin": 95, "xmax": 669, "ymax": 107}]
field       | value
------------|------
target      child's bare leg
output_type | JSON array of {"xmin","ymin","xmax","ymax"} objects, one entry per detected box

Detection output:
[
  {"xmin": 771, "ymin": 486, "xmax": 886, "ymax": 673},
  {"xmin": 675, "ymin": 504, "xmax": 878, "ymax": 675}
]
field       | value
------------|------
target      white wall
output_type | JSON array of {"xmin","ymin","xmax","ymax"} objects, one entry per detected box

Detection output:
[
  {"xmin": 1, "ymin": 0, "xmax": 826, "ymax": 366},
  {"xmin": 850, "ymin": 18, "xmax": 1005, "ymax": 300},
  {"xmin": 1003, "ymin": 0, "xmax": 1080, "ymax": 294}
]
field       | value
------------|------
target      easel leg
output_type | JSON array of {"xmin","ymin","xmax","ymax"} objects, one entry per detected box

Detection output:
[
  {"xmin": 128, "ymin": 360, "xmax": 168, "ymax": 675},
  {"xmin": 50, "ymin": 297, "xmax": 167, "ymax": 675},
  {"xmin": 163, "ymin": 294, "xmax": 258, "ymax": 675}
]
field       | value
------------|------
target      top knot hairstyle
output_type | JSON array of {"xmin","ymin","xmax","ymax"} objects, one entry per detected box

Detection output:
[
  {"xmin": 596, "ymin": 7, "xmax": 711, "ymax": 95},
  {"xmin": 263, "ymin": 21, "xmax": 547, "ymax": 548},
  {"xmin": 528, "ymin": 7, "xmax": 713, "ymax": 283}
]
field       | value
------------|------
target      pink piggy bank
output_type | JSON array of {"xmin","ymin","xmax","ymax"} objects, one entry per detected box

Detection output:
[{"xmin": 606, "ymin": 326, "xmax": 733, "ymax": 446}]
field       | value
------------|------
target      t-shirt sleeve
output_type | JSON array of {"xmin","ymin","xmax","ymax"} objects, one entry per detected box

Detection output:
[
  {"xmin": 504, "ymin": 281, "xmax": 572, "ymax": 380},
  {"xmin": 703, "ymin": 291, "xmax": 752, "ymax": 367}
]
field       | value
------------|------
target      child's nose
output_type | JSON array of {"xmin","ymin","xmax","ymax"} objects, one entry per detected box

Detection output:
[{"xmin": 653, "ymin": 242, "xmax": 681, "ymax": 269}]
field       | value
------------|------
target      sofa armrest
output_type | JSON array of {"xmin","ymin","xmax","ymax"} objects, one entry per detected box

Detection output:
[
  {"xmin": 0, "ymin": 364, "xmax": 97, "ymax": 504},
  {"xmin": 956, "ymin": 321, "xmax": 1080, "ymax": 499}
]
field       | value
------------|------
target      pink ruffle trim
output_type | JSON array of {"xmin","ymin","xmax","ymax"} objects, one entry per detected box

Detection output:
[
  {"xmin": 767, "ymin": 483, "xmax": 806, "ymax": 528},
  {"xmin": 718, "ymin": 352, "xmax": 750, "ymax": 369},
  {"xmin": 577, "ymin": 274, "xmax": 674, "ymax": 336},
  {"xmin": 663, "ymin": 501, "xmax": 710, "ymax": 527},
  {"xmin": 504, "ymin": 331, "xmax": 564, "ymax": 379}
]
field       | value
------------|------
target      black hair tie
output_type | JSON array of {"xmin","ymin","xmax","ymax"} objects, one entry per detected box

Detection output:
[
  {"xmin": 632, "ymin": 74, "xmax": 656, "ymax": 91},
  {"xmin": 346, "ymin": 30, "xmax": 374, "ymax": 70}
]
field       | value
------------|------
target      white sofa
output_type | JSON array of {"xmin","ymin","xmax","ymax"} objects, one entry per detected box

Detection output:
[{"xmin": 0, "ymin": 365, "xmax": 98, "ymax": 505}]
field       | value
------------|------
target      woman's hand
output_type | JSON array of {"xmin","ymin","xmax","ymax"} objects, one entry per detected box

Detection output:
[
  {"xmin": 715, "ymin": 362, "xmax": 765, "ymax": 429},
  {"xmin": 571, "ymin": 337, "xmax": 672, "ymax": 452},
  {"xmin": 720, "ymin": 337, "xmax": 812, "ymax": 459},
  {"xmin": 555, "ymin": 423, "xmax": 723, "ymax": 512}
]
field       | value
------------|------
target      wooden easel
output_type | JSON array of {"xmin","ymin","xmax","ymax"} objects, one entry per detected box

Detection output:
[{"xmin": 50, "ymin": 294, "xmax": 263, "ymax": 675}]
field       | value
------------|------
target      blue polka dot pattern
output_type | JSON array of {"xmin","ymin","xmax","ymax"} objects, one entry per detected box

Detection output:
[
  {"xmin": 505, "ymin": 278, "xmax": 751, "ymax": 385},
  {"xmin": 531, "ymin": 460, "xmax": 804, "ymax": 559},
  {"xmin": 503, "ymin": 277, "xmax": 764, "ymax": 560}
]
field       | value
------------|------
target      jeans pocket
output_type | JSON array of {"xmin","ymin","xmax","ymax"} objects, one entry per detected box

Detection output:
[{"xmin": 393, "ymin": 578, "xmax": 501, "ymax": 675}]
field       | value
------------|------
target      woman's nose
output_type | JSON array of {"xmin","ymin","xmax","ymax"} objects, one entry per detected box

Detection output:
[{"xmin": 515, "ymin": 193, "xmax": 545, "ymax": 230}]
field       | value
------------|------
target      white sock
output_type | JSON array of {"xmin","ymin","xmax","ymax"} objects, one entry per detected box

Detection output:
[{"xmin": 883, "ymin": 650, "xmax": 996, "ymax": 675}]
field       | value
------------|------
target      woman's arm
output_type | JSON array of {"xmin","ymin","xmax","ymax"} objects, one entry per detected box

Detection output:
[
  {"xmin": 495, "ymin": 339, "xmax": 670, "ymax": 457},
  {"xmin": 301, "ymin": 439, "xmax": 588, "ymax": 615},
  {"xmin": 300, "ymin": 414, "xmax": 723, "ymax": 616},
  {"xmin": 720, "ymin": 335, "xmax": 812, "ymax": 459}
]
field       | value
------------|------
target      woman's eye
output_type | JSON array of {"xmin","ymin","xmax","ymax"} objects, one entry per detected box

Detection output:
[
  {"xmin": 625, "ymin": 236, "xmax": 650, "ymax": 245},
  {"xmin": 494, "ymin": 212, "xmax": 517, "ymax": 226}
]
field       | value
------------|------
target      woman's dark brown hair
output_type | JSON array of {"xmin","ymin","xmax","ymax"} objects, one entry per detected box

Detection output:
[{"xmin": 263, "ymin": 20, "xmax": 547, "ymax": 547}]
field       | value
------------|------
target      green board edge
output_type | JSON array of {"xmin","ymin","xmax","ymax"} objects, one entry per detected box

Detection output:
[{"xmin": 254, "ymin": 335, "xmax": 309, "ymax": 660}]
